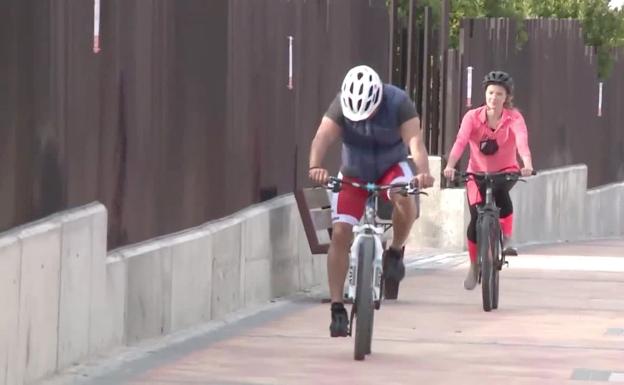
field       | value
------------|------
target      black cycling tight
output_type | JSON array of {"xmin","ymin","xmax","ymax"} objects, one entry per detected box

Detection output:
[{"xmin": 467, "ymin": 182, "xmax": 515, "ymax": 243}]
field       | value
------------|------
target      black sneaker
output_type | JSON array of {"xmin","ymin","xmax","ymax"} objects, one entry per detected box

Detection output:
[
  {"xmin": 329, "ymin": 303, "xmax": 349, "ymax": 337},
  {"xmin": 383, "ymin": 246, "xmax": 405, "ymax": 282}
]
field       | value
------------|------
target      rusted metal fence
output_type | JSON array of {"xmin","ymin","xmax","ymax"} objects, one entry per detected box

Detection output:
[
  {"xmin": 388, "ymin": 0, "xmax": 449, "ymax": 157},
  {"xmin": 0, "ymin": 0, "xmax": 389, "ymax": 248},
  {"xmin": 3, "ymin": 1, "xmax": 623, "ymax": 249}
]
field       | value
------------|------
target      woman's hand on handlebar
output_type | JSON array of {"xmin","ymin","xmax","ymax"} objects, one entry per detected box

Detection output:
[
  {"xmin": 443, "ymin": 166, "xmax": 456, "ymax": 180},
  {"xmin": 520, "ymin": 167, "xmax": 534, "ymax": 177}
]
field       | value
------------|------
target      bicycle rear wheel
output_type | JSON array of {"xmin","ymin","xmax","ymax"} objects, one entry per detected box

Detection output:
[
  {"xmin": 478, "ymin": 216, "xmax": 497, "ymax": 312},
  {"xmin": 354, "ymin": 237, "xmax": 375, "ymax": 361}
]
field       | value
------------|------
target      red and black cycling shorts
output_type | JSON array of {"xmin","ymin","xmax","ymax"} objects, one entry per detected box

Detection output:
[{"xmin": 331, "ymin": 161, "xmax": 414, "ymax": 226}]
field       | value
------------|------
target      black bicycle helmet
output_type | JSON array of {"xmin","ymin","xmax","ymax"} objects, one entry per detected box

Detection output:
[{"xmin": 483, "ymin": 70, "xmax": 513, "ymax": 94}]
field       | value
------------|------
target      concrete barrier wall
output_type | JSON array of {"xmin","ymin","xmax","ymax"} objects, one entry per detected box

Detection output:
[
  {"xmin": 105, "ymin": 194, "xmax": 326, "ymax": 353},
  {"xmin": 408, "ymin": 162, "xmax": 623, "ymax": 251},
  {"xmin": 586, "ymin": 182, "xmax": 624, "ymax": 238},
  {"xmin": 0, "ymin": 203, "xmax": 107, "ymax": 385},
  {"xmin": 0, "ymin": 235, "xmax": 22, "ymax": 385},
  {"xmin": 511, "ymin": 165, "xmax": 587, "ymax": 245},
  {"xmin": 2, "ymin": 161, "xmax": 622, "ymax": 385},
  {"xmin": 0, "ymin": 196, "xmax": 325, "ymax": 385},
  {"xmin": 409, "ymin": 156, "xmax": 471, "ymax": 251}
]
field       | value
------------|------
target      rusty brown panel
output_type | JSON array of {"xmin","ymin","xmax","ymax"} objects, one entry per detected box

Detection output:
[
  {"xmin": 0, "ymin": 0, "xmax": 20, "ymax": 229},
  {"xmin": 1, "ymin": 0, "xmax": 389, "ymax": 249}
]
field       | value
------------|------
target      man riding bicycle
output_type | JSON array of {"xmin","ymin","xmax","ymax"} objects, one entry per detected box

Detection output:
[
  {"xmin": 443, "ymin": 71, "xmax": 534, "ymax": 290},
  {"xmin": 308, "ymin": 65, "xmax": 434, "ymax": 337}
]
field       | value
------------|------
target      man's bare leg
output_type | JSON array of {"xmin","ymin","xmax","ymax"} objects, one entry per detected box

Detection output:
[
  {"xmin": 327, "ymin": 222, "xmax": 353, "ymax": 303},
  {"xmin": 327, "ymin": 222, "xmax": 353, "ymax": 337}
]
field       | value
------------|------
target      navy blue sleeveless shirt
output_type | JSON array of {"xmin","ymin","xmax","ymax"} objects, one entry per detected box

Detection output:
[{"xmin": 324, "ymin": 84, "xmax": 418, "ymax": 182}]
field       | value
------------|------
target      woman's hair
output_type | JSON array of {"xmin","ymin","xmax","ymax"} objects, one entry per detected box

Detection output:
[{"xmin": 504, "ymin": 94, "xmax": 514, "ymax": 109}]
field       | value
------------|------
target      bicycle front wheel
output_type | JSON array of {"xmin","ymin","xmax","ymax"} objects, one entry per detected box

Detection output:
[
  {"xmin": 478, "ymin": 216, "xmax": 498, "ymax": 312},
  {"xmin": 493, "ymin": 234, "xmax": 502, "ymax": 309},
  {"xmin": 354, "ymin": 237, "xmax": 375, "ymax": 361}
]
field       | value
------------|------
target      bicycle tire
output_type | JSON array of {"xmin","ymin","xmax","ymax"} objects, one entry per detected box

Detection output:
[
  {"xmin": 478, "ymin": 216, "xmax": 495, "ymax": 312},
  {"xmin": 493, "ymin": 233, "xmax": 502, "ymax": 309},
  {"xmin": 354, "ymin": 237, "xmax": 375, "ymax": 360}
]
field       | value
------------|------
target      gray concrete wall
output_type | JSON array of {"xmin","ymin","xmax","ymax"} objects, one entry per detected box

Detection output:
[
  {"xmin": 585, "ymin": 182, "xmax": 624, "ymax": 239},
  {"xmin": 511, "ymin": 165, "xmax": 588, "ymax": 245},
  {"xmin": 0, "ymin": 196, "xmax": 326, "ymax": 385},
  {"xmin": 408, "ymin": 163, "xmax": 624, "ymax": 251},
  {"xmin": 0, "ymin": 203, "xmax": 107, "ymax": 385}
]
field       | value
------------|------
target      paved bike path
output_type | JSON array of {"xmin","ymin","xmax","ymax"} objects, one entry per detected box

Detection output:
[{"xmin": 42, "ymin": 239, "xmax": 624, "ymax": 385}]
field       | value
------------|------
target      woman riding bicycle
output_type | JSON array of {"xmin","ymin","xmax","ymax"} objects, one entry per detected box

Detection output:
[{"xmin": 443, "ymin": 71, "xmax": 534, "ymax": 290}]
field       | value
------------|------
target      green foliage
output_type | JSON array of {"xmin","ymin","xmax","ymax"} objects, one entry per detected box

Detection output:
[
  {"xmin": 389, "ymin": 0, "xmax": 529, "ymax": 49},
  {"xmin": 388, "ymin": 0, "xmax": 624, "ymax": 78},
  {"xmin": 578, "ymin": 0, "xmax": 624, "ymax": 78}
]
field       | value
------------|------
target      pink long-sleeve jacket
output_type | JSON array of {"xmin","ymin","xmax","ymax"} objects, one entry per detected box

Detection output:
[{"xmin": 449, "ymin": 105, "xmax": 531, "ymax": 172}]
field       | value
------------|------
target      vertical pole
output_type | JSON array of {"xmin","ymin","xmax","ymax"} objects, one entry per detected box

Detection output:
[
  {"xmin": 598, "ymin": 81, "xmax": 603, "ymax": 117},
  {"xmin": 438, "ymin": 0, "xmax": 450, "ymax": 155},
  {"xmin": 288, "ymin": 36, "xmax": 294, "ymax": 90},
  {"xmin": 93, "ymin": 0, "xmax": 101, "ymax": 53},
  {"xmin": 466, "ymin": 66, "xmax": 473, "ymax": 107}
]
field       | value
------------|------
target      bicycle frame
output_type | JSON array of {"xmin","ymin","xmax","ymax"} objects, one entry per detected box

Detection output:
[
  {"xmin": 457, "ymin": 171, "xmax": 535, "ymax": 312},
  {"xmin": 466, "ymin": 172, "xmax": 524, "ymax": 267},
  {"xmin": 347, "ymin": 194, "xmax": 385, "ymax": 303},
  {"xmin": 326, "ymin": 177, "xmax": 419, "ymax": 304},
  {"xmin": 476, "ymin": 184, "xmax": 503, "ymax": 271},
  {"xmin": 325, "ymin": 177, "xmax": 422, "ymax": 359}
]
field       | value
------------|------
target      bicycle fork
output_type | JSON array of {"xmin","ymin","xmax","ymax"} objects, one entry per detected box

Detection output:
[{"xmin": 346, "ymin": 228, "xmax": 384, "ymax": 335}]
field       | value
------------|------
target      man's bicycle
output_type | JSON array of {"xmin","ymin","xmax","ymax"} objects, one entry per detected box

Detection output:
[
  {"xmin": 456, "ymin": 171, "xmax": 535, "ymax": 312},
  {"xmin": 325, "ymin": 176, "xmax": 424, "ymax": 360}
]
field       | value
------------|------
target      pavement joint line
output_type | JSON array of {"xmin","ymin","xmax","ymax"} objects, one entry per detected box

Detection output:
[{"xmin": 238, "ymin": 333, "xmax": 624, "ymax": 352}]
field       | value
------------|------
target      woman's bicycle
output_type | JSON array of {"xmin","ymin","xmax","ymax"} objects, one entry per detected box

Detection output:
[
  {"xmin": 456, "ymin": 171, "xmax": 535, "ymax": 312},
  {"xmin": 325, "ymin": 176, "xmax": 424, "ymax": 360}
]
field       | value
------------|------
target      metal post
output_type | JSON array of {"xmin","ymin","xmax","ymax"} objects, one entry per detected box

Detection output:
[
  {"xmin": 405, "ymin": 0, "xmax": 417, "ymax": 98},
  {"xmin": 438, "ymin": 0, "xmax": 450, "ymax": 156},
  {"xmin": 388, "ymin": 0, "xmax": 396, "ymax": 83},
  {"xmin": 421, "ymin": 6, "xmax": 432, "ymax": 150}
]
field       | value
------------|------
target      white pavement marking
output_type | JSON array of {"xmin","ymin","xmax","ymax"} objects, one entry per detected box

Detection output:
[
  {"xmin": 509, "ymin": 255, "xmax": 624, "ymax": 272},
  {"xmin": 610, "ymin": 372, "xmax": 624, "ymax": 382},
  {"xmin": 405, "ymin": 252, "xmax": 467, "ymax": 269}
]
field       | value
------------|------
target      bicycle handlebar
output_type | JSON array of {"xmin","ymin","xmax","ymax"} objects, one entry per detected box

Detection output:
[
  {"xmin": 455, "ymin": 170, "xmax": 537, "ymax": 183},
  {"xmin": 324, "ymin": 176, "xmax": 426, "ymax": 196}
]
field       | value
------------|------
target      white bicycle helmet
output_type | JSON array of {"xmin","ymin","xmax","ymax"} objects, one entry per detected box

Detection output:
[{"xmin": 340, "ymin": 65, "xmax": 383, "ymax": 121}]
